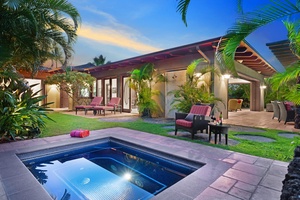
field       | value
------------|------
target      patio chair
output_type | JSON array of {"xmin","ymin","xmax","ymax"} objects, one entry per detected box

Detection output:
[
  {"xmin": 75, "ymin": 97, "xmax": 103, "ymax": 115},
  {"xmin": 278, "ymin": 101, "xmax": 295, "ymax": 124},
  {"xmin": 271, "ymin": 101, "xmax": 280, "ymax": 121},
  {"xmin": 93, "ymin": 97, "xmax": 121, "ymax": 116},
  {"xmin": 175, "ymin": 105, "xmax": 211, "ymax": 139},
  {"xmin": 228, "ymin": 99, "xmax": 238, "ymax": 112}
]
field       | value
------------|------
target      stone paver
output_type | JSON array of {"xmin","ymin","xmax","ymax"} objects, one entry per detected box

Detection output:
[
  {"xmin": 251, "ymin": 186, "xmax": 281, "ymax": 200},
  {"xmin": 260, "ymin": 174, "xmax": 284, "ymax": 191},
  {"xmin": 278, "ymin": 132, "xmax": 299, "ymax": 138},
  {"xmin": 232, "ymin": 161, "xmax": 267, "ymax": 176},
  {"xmin": 195, "ymin": 187, "xmax": 241, "ymax": 200},
  {"xmin": 267, "ymin": 164, "xmax": 288, "ymax": 178},
  {"xmin": 254, "ymin": 157, "xmax": 273, "ymax": 168},
  {"xmin": 210, "ymin": 176, "xmax": 237, "ymax": 192},
  {"xmin": 229, "ymin": 126, "xmax": 266, "ymax": 133},
  {"xmin": 223, "ymin": 168, "xmax": 262, "ymax": 185},
  {"xmin": 227, "ymin": 153, "xmax": 258, "ymax": 164},
  {"xmin": 235, "ymin": 135, "xmax": 275, "ymax": 142},
  {"xmin": 234, "ymin": 181, "xmax": 256, "ymax": 193},
  {"xmin": 229, "ymin": 186, "xmax": 252, "ymax": 200}
]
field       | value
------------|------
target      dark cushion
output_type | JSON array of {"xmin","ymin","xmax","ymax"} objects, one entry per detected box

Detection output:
[
  {"xmin": 185, "ymin": 113, "xmax": 194, "ymax": 121},
  {"xmin": 284, "ymin": 102, "xmax": 294, "ymax": 111}
]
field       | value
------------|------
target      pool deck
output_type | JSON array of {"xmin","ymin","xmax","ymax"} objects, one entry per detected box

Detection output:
[{"xmin": 0, "ymin": 126, "xmax": 288, "ymax": 200}]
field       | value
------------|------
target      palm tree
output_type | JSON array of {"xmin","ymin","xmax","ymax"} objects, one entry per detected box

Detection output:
[
  {"xmin": 0, "ymin": 0, "xmax": 81, "ymax": 73},
  {"xmin": 93, "ymin": 54, "xmax": 111, "ymax": 66}
]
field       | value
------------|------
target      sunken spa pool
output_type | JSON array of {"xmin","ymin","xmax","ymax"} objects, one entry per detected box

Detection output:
[{"xmin": 18, "ymin": 138, "xmax": 204, "ymax": 200}]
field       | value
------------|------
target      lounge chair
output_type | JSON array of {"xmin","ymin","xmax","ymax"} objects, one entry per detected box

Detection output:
[
  {"xmin": 93, "ymin": 97, "xmax": 121, "ymax": 116},
  {"xmin": 75, "ymin": 97, "xmax": 103, "ymax": 115},
  {"xmin": 175, "ymin": 105, "xmax": 211, "ymax": 139}
]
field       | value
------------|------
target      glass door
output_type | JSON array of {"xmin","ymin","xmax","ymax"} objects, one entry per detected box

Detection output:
[
  {"xmin": 122, "ymin": 76, "xmax": 138, "ymax": 113},
  {"xmin": 123, "ymin": 77, "xmax": 130, "ymax": 111},
  {"xmin": 103, "ymin": 78, "xmax": 118, "ymax": 105}
]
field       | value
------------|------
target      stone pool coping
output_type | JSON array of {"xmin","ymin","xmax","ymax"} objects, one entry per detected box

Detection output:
[{"xmin": 0, "ymin": 128, "xmax": 288, "ymax": 200}]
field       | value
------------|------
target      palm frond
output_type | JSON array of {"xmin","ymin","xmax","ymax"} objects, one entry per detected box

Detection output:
[
  {"xmin": 176, "ymin": 0, "xmax": 191, "ymax": 27},
  {"xmin": 219, "ymin": 0, "xmax": 300, "ymax": 73},
  {"xmin": 283, "ymin": 20, "xmax": 300, "ymax": 58}
]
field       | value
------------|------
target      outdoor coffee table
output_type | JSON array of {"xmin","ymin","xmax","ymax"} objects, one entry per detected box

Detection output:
[{"xmin": 208, "ymin": 123, "xmax": 230, "ymax": 145}]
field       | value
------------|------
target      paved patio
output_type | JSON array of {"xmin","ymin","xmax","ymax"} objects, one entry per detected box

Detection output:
[{"xmin": 0, "ymin": 117, "xmax": 289, "ymax": 200}]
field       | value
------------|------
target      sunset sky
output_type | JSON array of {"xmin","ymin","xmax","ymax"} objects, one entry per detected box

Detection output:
[{"xmin": 68, "ymin": 0, "xmax": 297, "ymax": 72}]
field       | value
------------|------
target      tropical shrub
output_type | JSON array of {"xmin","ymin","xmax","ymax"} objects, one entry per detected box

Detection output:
[
  {"xmin": 45, "ymin": 68, "xmax": 96, "ymax": 109},
  {"xmin": 169, "ymin": 59, "xmax": 223, "ymax": 113},
  {"xmin": 128, "ymin": 63, "xmax": 166, "ymax": 117},
  {"xmin": 0, "ymin": 68, "xmax": 53, "ymax": 141}
]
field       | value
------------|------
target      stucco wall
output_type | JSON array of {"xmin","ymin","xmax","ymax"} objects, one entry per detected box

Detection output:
[{"xmin": 165, "ymin": 70, "xmax": 186, "ymax": 118}]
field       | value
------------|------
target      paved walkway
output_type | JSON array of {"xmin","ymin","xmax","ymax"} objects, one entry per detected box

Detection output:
[{"xmin": 63, "ymin": 108, "xmax": 300, "ymax": 133}]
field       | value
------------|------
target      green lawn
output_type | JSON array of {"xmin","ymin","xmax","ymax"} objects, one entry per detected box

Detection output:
[{"xmin": 41, "ymin": 112, "xmax": 299, "ymax": 162}]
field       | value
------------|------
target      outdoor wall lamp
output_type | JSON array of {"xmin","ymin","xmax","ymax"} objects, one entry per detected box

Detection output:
[
  {"xmin": 260, "ymin": 85, "xmax": 267, "ymax": 89},
  {"xmin": 223, "ymin": 74, "xmax": 231, "ymax": 79},
  {"xmin": 195, "ymin": 73, "xmax": 202, "ymax": 77}
]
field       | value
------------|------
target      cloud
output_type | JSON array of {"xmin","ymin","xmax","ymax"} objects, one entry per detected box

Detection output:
[
  {"xmin": 77, "ymin": 25, "xmax": 160, "ymax": 53},
  {"xmin": 76, "ymin": 8, "xmax": 161, "ymax": 54}
]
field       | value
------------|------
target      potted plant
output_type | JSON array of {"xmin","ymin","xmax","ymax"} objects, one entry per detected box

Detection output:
[{"xmin": 128, "ymin": 63, "xmax": 166, "ymax": 117}]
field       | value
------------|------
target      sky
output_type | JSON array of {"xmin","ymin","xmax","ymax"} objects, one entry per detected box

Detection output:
[{"xmin": 67, "ymin": 0, "xmax": 297, "ymax": 72}]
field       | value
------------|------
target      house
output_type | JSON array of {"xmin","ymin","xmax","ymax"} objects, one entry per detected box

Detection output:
[{"xmin": 45, "ymin": 37, "xmax": 277, "ymax": 119}]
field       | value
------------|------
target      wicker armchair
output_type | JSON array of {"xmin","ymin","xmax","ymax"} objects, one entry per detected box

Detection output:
[
  {"xmin": 271, "ymin": 101, "xmax": 280, "ymax": 121},
  {"xmin": 175, "ymin": 105, "xmax": 211, "ymax": 139},
  {"xmin": 278, "ymin": 101, "xmax": 295, "ymax": 124},
  {"xmin": 228, "ymin": 99, "xmax": 238, "ymax": 112}
]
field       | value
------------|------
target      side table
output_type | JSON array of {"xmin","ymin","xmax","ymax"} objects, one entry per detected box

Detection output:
[{"xmin": 208, "ymin": 123, "xmax": 230, "ymax": 145}]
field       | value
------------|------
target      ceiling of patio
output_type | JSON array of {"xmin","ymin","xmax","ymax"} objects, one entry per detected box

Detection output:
[
  {"xmin": 266, "ymin": 40, "xmax": 299, "ymax": 68},
  {"xmin": 87, "ymin": 37, "xmax": 277, "ymax": 77}
]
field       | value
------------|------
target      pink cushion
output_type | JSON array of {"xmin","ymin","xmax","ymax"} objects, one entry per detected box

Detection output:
[
  {"xmin": 107, "ymin": 97, "xmax": 121, "ymax": 106},
  {"xmin": 70, "ymin": 129, "xmax": 90, "ymax": 138},
  {"xmin": 90, "ymin": 97, "xmax": 103, "ymax": 106},
  {"xmin": 190, "ymin": 105, "xmax": 211, "ymax": 116},
  {"xmin": 176, "ymin": 119, "xmax": 192, "ymax": 128}
]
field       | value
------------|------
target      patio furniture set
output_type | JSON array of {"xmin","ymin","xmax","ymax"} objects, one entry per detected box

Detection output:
[
  {"xmin": 271, "ymin": 101, "xmax": 295, "ymax": 124},
  {"xmin": 75, "ymin": 97, "xmax": 122, "ymax": 116},
  {"xmin": 175, "ymin": 104, "xmax": 230, "ymax": 145}
]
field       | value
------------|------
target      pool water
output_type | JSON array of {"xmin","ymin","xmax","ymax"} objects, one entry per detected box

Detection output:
[{"xmin": 21, "ymin": 139, "xmax": 202, "ymax": 200}]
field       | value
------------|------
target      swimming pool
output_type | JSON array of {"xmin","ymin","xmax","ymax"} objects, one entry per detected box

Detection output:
[{"xmin": 19, "ymin": 137, "xmax": 204, "ymax": 200}]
